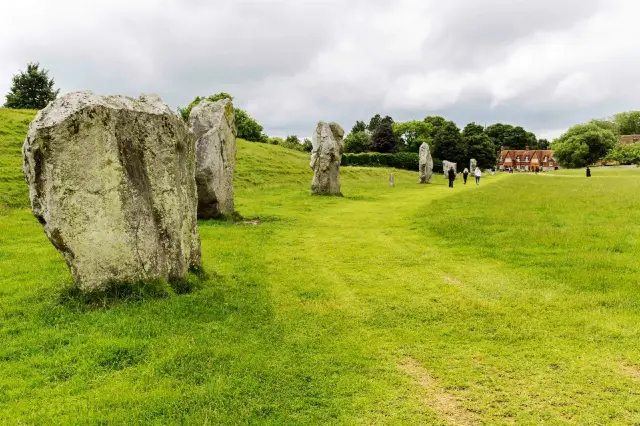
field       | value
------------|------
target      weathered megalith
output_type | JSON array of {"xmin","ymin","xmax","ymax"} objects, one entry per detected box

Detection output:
[
  {"xmin": 188, "ymin": 99, "xmax": 236, "ymax": 218},
  {"xmin": 310, "ymin": 121, "xmax": 344, "ymax": 196},
  {"xmin": 389, "ymin": 173, "xmax": 395, "ymax": 187},
  {"xmin": 22, "ymin": 91, "xmax": 202, "ymax": 291},
  {"xmin": 470, "ymin": 158, "xmax": 477, "ymax": 172},
  {"xmin": 443, "ymin": 160, "xmax": 457, "ymax": 174},
  {"xmin": 418, "ymin": 143, "xmax": 433, "ymax": 184}
]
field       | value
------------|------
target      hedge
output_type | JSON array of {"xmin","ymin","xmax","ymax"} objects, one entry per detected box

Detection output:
[{"xmin": 342, "ymin": 152, "xmax": 443, "ymax": 173}]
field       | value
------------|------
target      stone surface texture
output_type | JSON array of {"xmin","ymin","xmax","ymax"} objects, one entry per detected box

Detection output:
[
  {"xmin": 310, "ymin": 121, "xmax": 344, "ymax": 195},
  {"xmin": 389, "ymin": 173, "xmax": 395, "ymax": 187},
  {"xmin": 188, "ymin": 99, "xmax": 236, "ymax": 218},
  {"xmin": 443, "ymin": 160, "xmax": 457, "ymax": 174},
  {"xmin": 22, "ymin": 91, "xmax": 201, "ymax": 291},
  {"xmin": 419, "ymin": 143, "xmax": 434, "ymax": 184},
  {"xmin": 470, "ymin": 159, "xmax": 477, "ymax": 172}
]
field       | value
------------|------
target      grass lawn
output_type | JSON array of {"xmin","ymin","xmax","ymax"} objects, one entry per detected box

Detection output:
[{"xmin": 1, "ymin": 108, "xmax": 640, "ymax": 424}]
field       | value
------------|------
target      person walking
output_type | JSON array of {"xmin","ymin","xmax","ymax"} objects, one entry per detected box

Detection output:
[
  {"xmin": 447, "ymin": 167, "xmax": 456, "ymax": 188},
  {"xmin": 586, "ymin": 166, "xmax": 591, "ymax": 177},
  {"xmin": 474, "ymin": 167, "xmax": 482, "ymax": 185},
  {"xmin": 463, "ymin": 168, "xmax": 469, "ymax": 184}
]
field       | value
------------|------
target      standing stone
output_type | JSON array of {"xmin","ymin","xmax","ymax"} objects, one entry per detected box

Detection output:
[
  {"xmin": 443, "ymin": 160, "xmax": 457, "ymax": 174},
  {"xmin": 470, "ymin": 158, "xmax": 477, "ymax": 172},
  {"xmin": 389, "ymin": 173, "xmax": 395, "ymax": 187},
  {"xmin": 22, "ymin": 91, "xmax": 201, "ymax": 291},
  {"xmin": 418, "ymin": 143, "xmax": 434, "ymax": 184},
  {"xmin": 310, "ymin": 121, "xmax": 344, "ymax": 196},
  {"xmin": 188, "ymin": 99, "xmax": 236, "ymax": 218}
]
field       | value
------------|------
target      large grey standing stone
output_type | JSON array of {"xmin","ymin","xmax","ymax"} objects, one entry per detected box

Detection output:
[
  {"xmin": 22, "ymin": 91, "xmax": 202, "ymax": 291},
  {"xmin": 310, "ymin": 121, "xmax": 344, "ymax": 196},
  {"xmin": 188, "ymin": 99, "xmax": 236, "ymax": 218},
  {"xmin": 443, "ymin": 160, "xmax": 457, "ymax": 174},
  {"xmin": 418, "ymin": 143, "xmax": 433, "ymax": 184},
  {"xmin": 470, "ymin": 158, "xmax": 477, "ymax": 172}
]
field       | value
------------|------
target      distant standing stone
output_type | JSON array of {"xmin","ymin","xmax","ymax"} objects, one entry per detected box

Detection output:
[
  {"xmin": 470, "ymin": 158, "xmax": 477, "ymax": 173},
  {"xmin": 189, "ymin": 99, "xmax": 236, "ymax": 218},
  {"xmin": 389, "ymin": 173, "xmax": 395, "ymax": 187},
  {"xmin": 443, "ymin": 160, "xmax": 457, "ymax": 175},
  {"xmin": 310, "ymin": 121, "xmax": 344, "ymax": 196},
  {"xmin": 419, "ymin": 143, "xmax": 433, "ymax": 184},
  {"xmin": 22, "ymin": 91, "xmax": 202, "ymax": 291}
]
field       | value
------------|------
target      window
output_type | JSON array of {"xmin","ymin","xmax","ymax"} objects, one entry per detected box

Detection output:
[
  {"xmin": 543, "ymin": 156, "xmax": 548, "ymax": 162},
  {"xmin": 549, "ymin": 162, "xmax": 553, "ymax": 167},
  {"xmin": 525, "ymin": 156, "xmax": 529, "ymax": 161}
]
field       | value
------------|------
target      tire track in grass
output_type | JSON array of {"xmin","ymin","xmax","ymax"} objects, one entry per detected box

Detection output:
[{"xmin": 398, "ymin": 357, "xmax": 478, "ymax": 425}]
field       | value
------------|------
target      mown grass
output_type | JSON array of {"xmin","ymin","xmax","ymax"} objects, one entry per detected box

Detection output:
[{"xmin": 1, "ymin": 109, "xmax": 640, "ymax": 424}]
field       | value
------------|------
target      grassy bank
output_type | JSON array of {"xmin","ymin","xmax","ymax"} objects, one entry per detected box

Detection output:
[{"xmin": 1, "ymin": 109, "xmax": 640, "ymax": 424}]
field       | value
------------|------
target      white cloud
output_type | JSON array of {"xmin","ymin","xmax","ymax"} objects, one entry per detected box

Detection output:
[{"xmin": 1, "ymin": 0, "xmax": 639, "ymax": 137}]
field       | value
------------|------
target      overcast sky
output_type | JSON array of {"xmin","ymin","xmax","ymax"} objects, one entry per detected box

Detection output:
[{"xmin": 1, "ymin": 0, "xmax": 639, "ymax": 139}]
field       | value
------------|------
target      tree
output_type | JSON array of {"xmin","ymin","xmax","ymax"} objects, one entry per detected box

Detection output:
[
  {"xmin": 367, "ymin": 114, "xmax": 382, "ymax": 132},
  {"xmin": 504, "ymin": 126, "xmax": 537, "ymax": 150},
  {"xmin": 178, "ymin": 92, "xmax": 234, "ymax": 122},
  {"xmin": 466, "ymin": 132, "xmax": 497, "ymax": 169},
  {"xmin": 351, "ymin": 120, "xmax": 366, "ymax": 134},
  {"xmin": 589, "ymin": 118, "xmax": 619, "ymax": 135},
  {"xmin": 605, "ymin": 142, "xmax": 640, "ymax": 165},
  {"xmin": 344, "ymin": 131, "xmax": 372, "ymax": 153},
  {"xmin": 433, "ymin": 122, "xmax": 466, "ymax": 166},
  {"xmin": 613, "ymin": 111, "xmax": 640, "ymax": 135},
  {"xmin": 537, "ymin": 138, "xmax": 550, "ymax": 149},
  {"xmin": 371, "ymin": 120, "xmax": 397, "ymax": 153},
  {"xmin": 302, "ymin": 138, "xmax": 313, "ymax": 152},
  {"xmin": 4, "ymin": 62, "xmax": 59, "ymax": 109},
  {"xmin": 552, "ymin": 123, "xmax": 617, "ymax": 168},
  {"xmin": 235, "ymin": 108, "xmax": 265, "ymax": 142},
  {"xmin": 393, "ymin": 120, "xmax": 432, "ymax": 152},
  {"xmin": 462, "ymin": 122, "xmax": 485, "ymax": 139},
  {"xmin": 424, "ymin": 116, "xmax": 448, "ymax": 138},
  {"xmin": 486, "ymin": 123, "xmax": 512, "ymax": 149}
]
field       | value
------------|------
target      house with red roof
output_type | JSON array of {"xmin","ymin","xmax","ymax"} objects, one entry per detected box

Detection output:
[{"xmin": 498, "ymin": 148, "xmax": 556, "ymax": 171}]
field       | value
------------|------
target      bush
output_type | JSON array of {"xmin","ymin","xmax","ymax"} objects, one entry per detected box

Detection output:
[
  {"xmin": 605, "ymin": 143, "xmax": 640, "ymax": 165},
  {"xmin": 342, "ymin": 152, "xmax": 443, "ymax": 172}
]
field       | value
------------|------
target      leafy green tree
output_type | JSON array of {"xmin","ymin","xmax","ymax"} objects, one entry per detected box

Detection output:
[
  {"xmin": 504, "ymin": 126, "xmax": 537, "ymax": 150},
  {"xmin": 371, "ymin": 120, "xmax": 397, "ymax": 153},
  {"xmin": 589, "ymin": 119, "xmax": 619, "ymax": 135},
  {"xmin": 605, "ymin": 142, "xmax": 640, "ymax": 165},
  {"xmin": 344, "ymin": 131, "xmax": 372, "ymax": 153},
  {"xmin": 433, "ymin": 122, "xmax": 466, "ymax": 166},
  {"xmin": 466, "ymin": 132, "xmax": 497, "ymax": 169},
  {"xmin": 485, "ymin": 123, "xmax": 512, "ymax": 149},
  {"xmin": 537, "ymin": 138, "xmax": 550, "ymax": 149},
  {"xmin": 613, "ymin": 111, "xmax": 640, "ymax": 135},
  {"xmin": 552, "ymin": 123, "xmax": 617, "ymax": 168},
  {"xmin": 4, "ymin": 62, "xmax": 59, "ymax": 109},
  {"xmin": 235, "ymin": 108, "xmax": 265, "ymax": 142},
  {"xmin": 462, "ymin": 122, "xmax": 485, "ymax": 139},
  {"xmin": 302, "ymin": 138, "xmax": 313, "ymax": 152},
  {"xmin": 393, "ymin": 120, "xmax": 433, "ymax": 152},
  {"xmin": 178, "ymin": 92, "xmax": 234, "ymax": 122},
  {"xmin": 367, "ymin": 114, "xmax": 382, "ymax": 132},
  {"xmin": 424, "ymin": 116, "xmax": 448, "ymax": 138},
  {"xmin": 351, "ymin": 121, "xmax": 366, "ymax": 134}
]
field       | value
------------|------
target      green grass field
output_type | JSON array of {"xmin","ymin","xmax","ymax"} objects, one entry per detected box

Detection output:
[{"xmin": 1, "ymin": 108, "xmax": 640, "ymax": 424}]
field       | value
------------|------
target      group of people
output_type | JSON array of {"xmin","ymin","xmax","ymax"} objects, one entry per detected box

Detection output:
[{"xmin": 448, "ymin": 167, "xmax": 482, "ymax": 188}]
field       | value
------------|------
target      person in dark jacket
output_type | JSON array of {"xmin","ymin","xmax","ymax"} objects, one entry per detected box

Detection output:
[
  {"xmin": 586, "ymin": 166, "xmax": 591, "ymax": 177},
  {"xmin": 448, "ymin": 167, "xmax": 456, "ymax": 188},
  {"xmin": 463, "ymin": 168, "xmax": 469, "ymax": 184}
]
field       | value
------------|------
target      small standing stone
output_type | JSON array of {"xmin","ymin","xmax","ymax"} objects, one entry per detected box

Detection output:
[
  {"xmin": 419, "ymin": 143, "xmax": 433, "ymax": 184},
  {"xmin": 470, "ymin": 158, "xmax": 477, "ymax": 172},
  {"xmin": 310, "ymin": 121, "xmax": 344, "ymax": 196},
  {"xmin": 443, "ymin": 160, "xmax": 457, "ymax": 175},
  {"xmin": 389, "ymin": 173, "xmax": 395, "ymax": 187}
]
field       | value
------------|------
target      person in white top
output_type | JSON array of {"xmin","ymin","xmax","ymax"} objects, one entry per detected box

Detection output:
[{"xmin": 474, "ymin": 167, "xmax": 482, "ymax": 185}]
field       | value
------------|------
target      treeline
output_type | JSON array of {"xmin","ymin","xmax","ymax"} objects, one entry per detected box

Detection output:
[
  {"xmin": 552, "ymin": 111, "xmax": 640, "ymax": 167},
  {"xmin": 343, "ymin": 114, "xmax": 546, "ymax": 170}
]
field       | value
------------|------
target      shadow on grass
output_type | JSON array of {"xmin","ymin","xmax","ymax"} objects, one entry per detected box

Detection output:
[{"xmin": 58, "ymin": 267, "xmax": 212, "ymax": 311}]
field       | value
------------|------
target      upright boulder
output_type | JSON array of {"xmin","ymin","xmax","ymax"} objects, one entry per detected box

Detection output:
[
  {"xmin": 22, "ymin": 91, "xmax": 201, "ymax": 291},
  {"xmin": 443, "ymin": 160, "xmax": 457, "ymax": 174},
  {"xmin": 418, "ymin": 142, "xmax": 433, "ymax": 184},
  {"xmin": 470, "ymin": 158, "xmax": 477, "ymax": 172},
  {"xmin": 310, "ymin": 121, "xmax": 344, "ymax": 196},
  {"xmin": 188, "ymin": 99, "xmax": 236, "ymax": 218}
]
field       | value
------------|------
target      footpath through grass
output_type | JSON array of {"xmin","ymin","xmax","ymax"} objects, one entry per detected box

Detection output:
[{"xmin": 1, "ymin": 109, "xmax": 640, "ymax": 424}]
